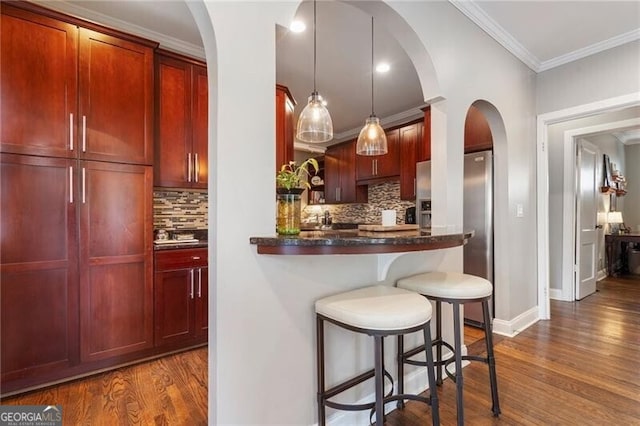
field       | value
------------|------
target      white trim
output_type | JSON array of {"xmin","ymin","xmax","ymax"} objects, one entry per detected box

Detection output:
[
  {"xmin": 333, "ymin": 107, "xmax": 423, "ymax": 143},
  {"xmin": 449, "ymin": 0, "xmax": 540, "ymax": 71},
  {"xmin": 449, "ymin": 1, "xmax": 640, "ymax": 73},
  {"xmin": 597, "ymin": 269, "xmax": 607, "ymax": 282},
  {"xmin": 492, "ymin": 306, "xmax": 539, "ymax": 337},
  {"xmin": 536, "ymin": 92, "xmax": 640, "ymax": 321},
  {"xmin": 539, "ymin": 28, "xmax": 640, "ymax": 72},
  {"xmin": 561, "ymin": 117, "xmax": 640, "ymax": 302},
  {"xmin": 549, "ymin": 288, "xmax": 564, "ymax": 301}
]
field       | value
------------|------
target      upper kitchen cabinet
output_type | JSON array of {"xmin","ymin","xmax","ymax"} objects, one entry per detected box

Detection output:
[
  {"xmin": 356, "ymin": 128, "xmax": 400, "ymax": 182},
  {"xmin": 399, "ymin": 121, "xmax": 423, "ymax": 200},
  {"xmin": 1, "ymin": 5, "xmax": 78, "ymax": 158},
  {"xmin": 325, "ymin": 141, "xmax": 367, "ymax": 204},
  {"xmin": 155, "ymin": 50, "xmax": 208, "ymax": 189},
  {"xmin": 276, "ymin": 85, "xmax": 295, "ymax": 171},
  {"xmin": 417, "ymin": 106, "xmax": 431, "ymax": 162},
  {"xmin": 0, "ymin": 3, "xmax": 156, "ymax": 165},
  {"xmin": 464, "ymin": 105, "xmax": 493, "ymax": 153}
]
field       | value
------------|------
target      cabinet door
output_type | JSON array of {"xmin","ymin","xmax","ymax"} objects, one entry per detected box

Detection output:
[
  {"xmin": 155, "ymin": 54, "xmax": 192, "ymax": 187},
  {"xmin": 400, "ymin": 124, "xmax": 419, "ymax": 200},
  {"xmin": 324, "ymin": 145, "xmax": 341, "ymax": 204},
  {"xmin": 154, "ymin": 269, "xmax": 194, "ymax": 346},
  {"xmin": 338, "ymin": 141, "xmax": 367, "ymax": 203},
  {"xmin": 417, "ymin": 107, "xmax": 431, "ymax": 162},
  {"xmin": 78, "ymin": 28, "xmax": 153, "ymax": 164},
  {"xmin": 195, "ymin": 266, "xmax": 209, "ymax": 338},
  {"xmin": 375, "ymin": 129, "xmax": 400, "ymax": 178},
  {"xmin": 79, "ymin": 161, "xmax": 153, "ymax": 362},
  {"xmin": 1, "ymin": 5, "xmax": 77, "ymax": 158},
  {"xmin": 356, "ymin": 129, "xmax": 400, "ymax": 180},
  {"xmin": 192, "ymin": 65, "xmax": 209, "ymax": 189},
  {"xmin": 464, "ymin": 105, "xmax": 493, "ymax": 153},
  {"xmin": 275, "ymin": 85, "xmax": 295, "ymax": 171},
  {"xmin": 0, "ymin": 154, "xmax": 79, "ymax": 382}
]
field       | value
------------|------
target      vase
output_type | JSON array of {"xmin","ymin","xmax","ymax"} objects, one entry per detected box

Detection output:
[{"xmin": 276, "ymin": 188, "xmax": 304, "ymax": 235}]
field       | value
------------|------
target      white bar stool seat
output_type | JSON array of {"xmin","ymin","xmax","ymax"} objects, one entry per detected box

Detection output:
[
  {"xmin": 315, "ymin": 285, "xmax": 440, "ymax": 425},
  {"xmin": 396, "ymin": 272, "xmax": 500, "ymax": 426}
]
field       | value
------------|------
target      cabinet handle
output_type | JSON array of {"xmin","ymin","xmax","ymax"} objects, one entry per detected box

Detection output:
[
  {"xmin": 69, "ymin": 113, "xmax": 74, "ymax": 151},
  {"xmin": 375, "ymin": 159, "xmax": 378, "ymax": 175},
  {"xmin": 82, "ymin": 167, "xmax": 86, "ymax": 204},
  {"xmin": 414, "ymin": 178, "xmax": 416, "ymax": 196},
  {"xmin": 190, "ymin": 269, "xmax": 195, "ymax": 299},
  {"xmin": 197, "ymin": 268, "xmax": 202, "ymax": 298},
  {"xmin": 69, "ymin": 166, "xmax": 74, "ymax": 204},
  {"xmin": 337, "ymin": 187, "xmax": 341, "ymax": 202},
  {"xmin": 191, "ymin": 256, "xmax": 201, "ymax": 260},
  {"xmin": 194, "ymin": 153, "xmax": 199, "ymax": 183},
  {"xmin": 187, "ymin": 153, "xmax": 192, "ymax": 182},
  {"xmin": 82, "ymin": 115, "xmax": 87, "ymax": 152},
  {"xmin": 371, "ymin": 160, "xmax": 375, "ymax": 176}
]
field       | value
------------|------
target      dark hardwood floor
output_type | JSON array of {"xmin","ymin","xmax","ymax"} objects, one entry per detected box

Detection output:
[{"xmin": 2, "ymin": 276, "xmax": 639, "ymax": 425}]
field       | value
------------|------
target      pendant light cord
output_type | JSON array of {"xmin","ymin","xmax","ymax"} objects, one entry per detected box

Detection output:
[
  {"xmin": 370, "ymin": 16, "xmax": 375, "ymax": 116},
  {"xmin": 313, "ymin": 0, "xmax": 317, "ymax": 94}
]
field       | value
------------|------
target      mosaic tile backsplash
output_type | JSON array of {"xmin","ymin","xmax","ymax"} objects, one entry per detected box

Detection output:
[
  {"xmin": 154, "ymin": 190, "xmax": 208, "ymax": 230},
  {"xmin": 302, "ymin": 181, "xmax": 415, "ymax": 224}
]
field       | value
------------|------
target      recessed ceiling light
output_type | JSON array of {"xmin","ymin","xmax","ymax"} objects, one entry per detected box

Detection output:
[
  {"xmin": 290, "ymin": 20, "xmax": 306, "ymax": 33},
  {"xmin": 376, "ymin": 62, "xmax": 390, "ymax": 73}
]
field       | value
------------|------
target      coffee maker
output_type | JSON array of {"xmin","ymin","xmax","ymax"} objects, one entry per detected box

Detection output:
[{"xmin": 405, "ymin": 207, "xmax": 416, "ymax": 224}]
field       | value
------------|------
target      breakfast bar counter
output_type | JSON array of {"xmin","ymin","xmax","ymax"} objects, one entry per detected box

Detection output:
[{"xmin": 250, "ymin": 229, "xmax": 473, "ymax": 255}]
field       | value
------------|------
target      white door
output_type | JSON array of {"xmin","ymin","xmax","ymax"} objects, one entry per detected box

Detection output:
[{"xmin": 575, "ymin": 140, "xmax": 600, "ymax": 300}]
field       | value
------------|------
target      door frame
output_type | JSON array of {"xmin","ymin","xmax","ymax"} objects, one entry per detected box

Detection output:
[{"xmin": 536, "ymin": 92, "xmax": 640, "ymax": 319}]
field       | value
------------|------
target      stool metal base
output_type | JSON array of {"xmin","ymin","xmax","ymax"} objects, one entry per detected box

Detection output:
[
  {"xmin": 397, "ymin": 297, "xmax": 501, "ymax": 426},
  {"xmin": 317, "ymin": 314, "xmax": 440, "ymax": 426}
]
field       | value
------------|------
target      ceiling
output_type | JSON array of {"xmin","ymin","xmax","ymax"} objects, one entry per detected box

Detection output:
[{"xmin": 37, "ymin": 0, "xmax": 640, "ymax": 146}]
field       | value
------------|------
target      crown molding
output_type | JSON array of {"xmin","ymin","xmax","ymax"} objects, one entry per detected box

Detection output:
[
  {"xmin": 332, "ymin": 107, "xmax": 424, "ymax": 143},
  {"xmin": 538, "ymin": 28, "xmax": 640, "ymax": 72},
  {"xmin": 449, "ymin": 0, "xmax": 541, "ymax": 72},
  {"xmin": 31, "ymin": 0, "xmax": 206, "ymax": 60}
]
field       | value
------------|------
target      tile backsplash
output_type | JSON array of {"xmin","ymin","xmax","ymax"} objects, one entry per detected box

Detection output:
[
  {"xmin": 302, "ymin": 181, "xmax": 415, "ymax": 224},
  {"xmin": 154, "ymin": 190, "xmax": 208, "ymax": 230}
]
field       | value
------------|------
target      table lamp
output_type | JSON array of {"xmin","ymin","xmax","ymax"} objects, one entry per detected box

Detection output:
[{"xmin": 607, "ymin": 211, "xmax": 624, "ymax": 235}]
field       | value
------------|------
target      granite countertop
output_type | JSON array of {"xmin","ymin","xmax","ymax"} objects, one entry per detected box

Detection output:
[
  {"xmin": 250, "ymin": 229, "xmax": 473, "ymax": 255},
  {"xmin": 153, "ymin": 240, "xmax": 208, "ymax": 251}
]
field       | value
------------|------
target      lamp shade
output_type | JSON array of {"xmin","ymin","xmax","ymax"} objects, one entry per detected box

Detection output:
[
  {"xmin": 607, "ymin": 211, "xmax": 624, "ymax": 224},
  {"xmin": 296, "ymin": 92, "xmax": 333, "ymax": 143},
  {"xmin": 356, "ymin": 115, "xmax": 387, "ymax": 155}
]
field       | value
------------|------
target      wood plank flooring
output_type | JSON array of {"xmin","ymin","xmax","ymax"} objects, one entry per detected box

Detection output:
[
  {"xmin": 2, "ymin": 276, "xmax": 638, "ymax": 425},
  {"xmin": 387, "ymin": 275, "xmax": 640, "ymax": 425}
]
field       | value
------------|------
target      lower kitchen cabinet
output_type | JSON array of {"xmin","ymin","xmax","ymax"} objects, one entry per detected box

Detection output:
[
  {"xmin": 154, "ymin": 248, "xmax": 208, "ymax": 347},
  {"xmin": 0, "ymin": 154, "xmax": 79, "ymax": 383}
]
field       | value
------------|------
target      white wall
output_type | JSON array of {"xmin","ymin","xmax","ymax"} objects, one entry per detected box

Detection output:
[
  {"xmin": 624, "ymin": 143, "xmax": 640, "ymax": 230},
  {"xmin": 193, "ymin": 1, "xmax": 539, "ymax": 424}
]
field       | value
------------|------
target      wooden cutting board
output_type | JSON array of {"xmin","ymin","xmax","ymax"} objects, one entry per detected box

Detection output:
[{"xmin": 358, "ymin": 224, "xmax": 419, "ymax": 232}]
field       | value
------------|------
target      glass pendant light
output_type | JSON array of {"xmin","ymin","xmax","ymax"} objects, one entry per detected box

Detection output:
[
  {"xmin": 356, "ymin": 17, "xmax": 387, "ymax": 156},
  {"xmin": 296, "ymin": 0, "xmax": 333, "ymax": 143}
]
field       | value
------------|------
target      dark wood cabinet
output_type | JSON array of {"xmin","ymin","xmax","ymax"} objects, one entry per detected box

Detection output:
[
  {"xmin": 399, "ymin": 122, "xmax": 423, "ymax": 200},
  {"xmin": 155, "ymin": 51, "xmax": 208, "ymax": 188},
  {"xmin": 0, "ymin": 153, "xmax": 79, "ymax": 383},
  {"xmin": 418, "ymin": 107, "xmax": 431, "ymax": 162},
  {"xmin": 0, "ymin": 4, "xmax": 155, "ymax": 165},
  {"xmin": 464, "ymin": 105, "xmax": 493, "ymax": 153},
  {"xmin": 79, "ymin": 161, "xmax": 154, "ymax": 362},
  {"xmin": 276, "ymin": 85, "xmax": 295, "ymax": 171},
  {"xmin": 325, "ymin": 141, "xmax": 367, "ymax": 204},
  {"xmin": 154, "ymin": 249, "xmax": 208, "ymax": 346},
  {"xmin": 356, "ymin": 129, "xmax": 400, "ymax": 182}
]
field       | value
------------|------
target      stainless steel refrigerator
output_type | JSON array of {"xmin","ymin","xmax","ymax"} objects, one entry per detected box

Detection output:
[
  {"xmin": 415, "ymin": 151, "xmax": 493, "ymax": 326},
  {"xmin": 463, "ymin": 150, "xmax": 494, "ymax": 326}
]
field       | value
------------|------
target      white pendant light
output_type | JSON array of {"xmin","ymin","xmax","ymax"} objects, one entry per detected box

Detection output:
[
  {"xmin": 356, "ymin": 17, "xmax": 387, "ymax": 156},
  {"xmin": 296, "ymin": 0, "xmax": 333, "ymax": 143}
]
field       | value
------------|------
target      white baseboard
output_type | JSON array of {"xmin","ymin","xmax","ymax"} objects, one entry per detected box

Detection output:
[
  {"xmin": 492, "ymin": 306, "xmax": 539, "ymax": 337},
  {"xmin": 320, "ymin": 346, "xmax": 464, "ymax": 426},
  {"xmin": 549, "ymin": 288, "xmax": 563, "ymax": 300},
  {"xmin": 597, "ymin": 269, "xmax": 607, "ymax": 281}
]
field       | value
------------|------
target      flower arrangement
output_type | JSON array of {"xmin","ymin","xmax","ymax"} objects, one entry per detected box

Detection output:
[{"xmin": 276, "ymin": 158, "xmax": 319, "ymax": 190}]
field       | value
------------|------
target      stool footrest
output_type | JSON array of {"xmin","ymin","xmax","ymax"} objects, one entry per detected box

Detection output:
[{"xmin": 321, "ymin": 369, "xmax": 394, "ymax": 413}]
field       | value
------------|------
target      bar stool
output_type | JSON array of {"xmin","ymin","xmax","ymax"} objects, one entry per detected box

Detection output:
[
  {"xmin": 316, "ymin": 285, "xmax": 440, "ymax": 425},
  {"xmin": 396, "ymin": 271, "xmax": 500, "ymax": 425}
]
